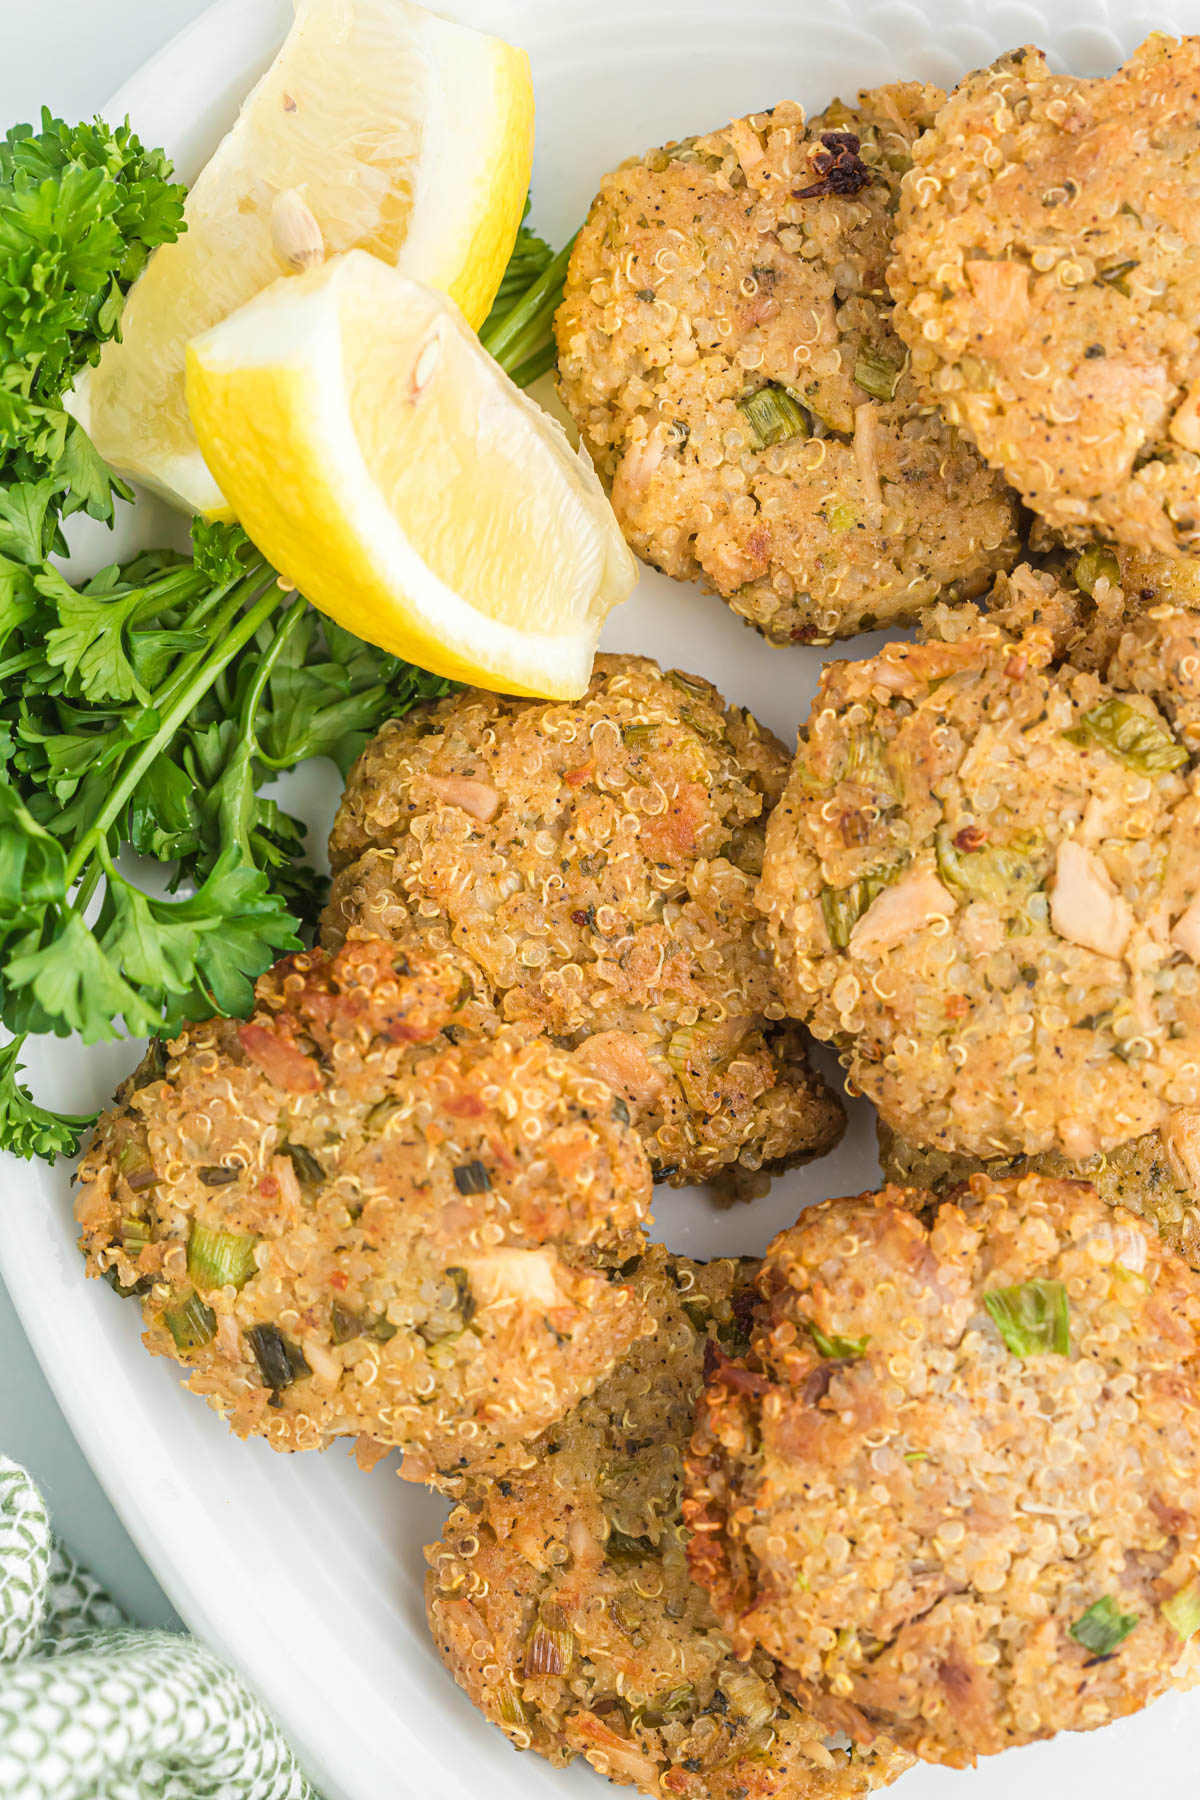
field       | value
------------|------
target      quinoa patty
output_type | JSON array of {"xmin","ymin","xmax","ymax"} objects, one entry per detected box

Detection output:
[
  {"xmin": 76, "ymin": 938, "xmax": 654, "ymax": 1490},
  {"xmin": 425, "ymin": 1246, "xmax": 911, "ymax": 1799},
  {"xmin": 879, "ymin": 1119, "xmax": 1200, "ymax": 1272},
  {"xmin": 685, "ymin": 1175, "xmax": 1200, "ymax": 1766},
  {"xmin": 555, "ymin": 91, "xmax": 1018, "ymax": 646},
  {"xmin": 757, "ymin": 609, "xmax": 1200, "ymax": 1161},
  {"xmin": 890, "ymin": 36, "xmax": 1200, "ymax": 556},
  {"xmin": 324, "ymin": 655, "xmax": 844, "ymax": 1194}
]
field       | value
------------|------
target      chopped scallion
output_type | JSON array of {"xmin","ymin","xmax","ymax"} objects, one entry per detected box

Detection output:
[
  {"xmin": 187, "ymin": 1221, "xmax": 258, "ymax": 1291},
  {"xmin": 1069, "ymin": 1595, "xmax": 1138, "ymax": 1655},
  {"xmin": 162, "ymin": 1293, "xmax": 216, "ymax": 1354},
  {"xmin": 1072, "ymin": 545, "xmax": 1121, "ymax": 597},
  {"xmin": 604, "ymin": 1526, "xmax": 658, "ymax": 1568},
  {"xmin": 523, "ymin": 1603, "xmax": 574, "ymax": 1676},
  {"xmin": 452, "ymin": 1159, "xmax": 491, "ymax": 1196},
  {"xmin": 853, "ymin": 344, "xmax": 904, "ymax": 401},
  {"xmin": 497, "ymin": 1679, "xmax": 530, "ymax": 1727},
  {"xmin": 808, "ymin": 1322, "xmax": 869, "ymax": 1360},
  {"xmin": 1162, "ymin": 1579, "xmax": 1200, "ymax": 1641},
  {"xmin": 820, "ymin": 868, "xmax": 897, "ymax": 950},
  {"xmin": 984, "ymin": 1279, "xmax": 1070, "ymax": 1357},
  {"xmin": 737, "ymin": 383, "xmax": 811, "ymax": 451},
  {"xmin": 1064, "ymin": 697, "xmax": 1187, "ymax": 775},
  {"xmin": 281, "ymin": 1141, "xmax": 324, "ymax": 1185},
  {"xmin": 246, "ymin": 1322, "xmax": 308, "ymax": 1390}
]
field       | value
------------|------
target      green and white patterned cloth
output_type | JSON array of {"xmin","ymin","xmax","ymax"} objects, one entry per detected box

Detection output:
[{"xmin": 0, "ymin": 1457, "xmax": 318, "ymax": 1800}]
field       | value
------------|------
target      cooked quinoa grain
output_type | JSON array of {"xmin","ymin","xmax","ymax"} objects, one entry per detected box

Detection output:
[
  {"xmin": 757, "ymin": 610, "xmax": 1200, "ymax": 1161},
  {"xmin": 425, "ymin": 1247, "xmax": 911, "ymax": 1798},
  {"xmin": 890, "ymin": 36, "xmax": 1200, "ymax": 556},
  {"xmin": 324, "ymin": 655, "xmax": 844, "ymax": 1194},
  {"xmin": 930, "ymin": 547, "xmax": 1200, "ymax": 678},
  {"xmin": 879, "ymin": 1119, "xmax": 1200, "ymax": 1272},
  {"xmin": 554, "ymin": 91, "xmax": 1019, "ymax": 645},
  {"xmin": 75, "ymin": 938, "xmax": 655, "ymax": 1491},
  {"xmin": 685, "ymin": 1175, "xmax": 1200, "ymax": 1767}
]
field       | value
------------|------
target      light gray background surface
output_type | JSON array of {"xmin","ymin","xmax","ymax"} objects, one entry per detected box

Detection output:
[{"xmin": 0, "ymin": 0, "xmax": 217, "ymax": 1632}]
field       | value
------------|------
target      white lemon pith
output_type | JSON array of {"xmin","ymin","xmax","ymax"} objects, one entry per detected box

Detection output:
[
  {"xmin": 68, "ymin": 0, "xmax": 533, "ymax": 517},
  {"xmin": 186, "ymin": 252, "xmax": 637, "ymax": 699}
]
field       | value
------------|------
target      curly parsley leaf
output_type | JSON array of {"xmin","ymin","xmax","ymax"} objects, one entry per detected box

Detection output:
[{"xmin": 0, "ymin": 111, "xmax": 185, "ymax": 528}]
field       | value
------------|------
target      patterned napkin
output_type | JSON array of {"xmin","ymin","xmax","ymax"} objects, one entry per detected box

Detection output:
[{"xmin": 0, "ymin": 1457, "xmax": 318, "ymax": 1800}]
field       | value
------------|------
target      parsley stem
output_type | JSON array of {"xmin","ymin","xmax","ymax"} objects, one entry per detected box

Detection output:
[{"xmin": 62, "ymin": 572, "xmax": 283, "ymax": 890}]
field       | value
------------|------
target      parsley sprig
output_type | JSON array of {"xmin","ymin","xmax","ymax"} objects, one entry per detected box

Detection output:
[{"xmin": 0, "ymin": 112, "xmax": 564, "ymax": 1162}]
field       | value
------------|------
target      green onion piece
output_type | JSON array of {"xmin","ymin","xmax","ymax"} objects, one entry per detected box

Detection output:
[
  {"xmin": 281, "ymin": 1141, "xmax": 324, "ymax": 1185},
  {"xmin": 1069, "ymin": 1595, "xmax": 1138, "ymax": 1655},
  {"xmin": 331, "ymin": 1305, "xmax": 363, "ymax": 1345},
  {"xmin": 246, "ymin": 1323, "xmax": 309, "ymax": 1390},
  {"xmin": 496, "ymin": 1679, "xmax": 530, "ymax": 1727},
  {"xmin": 1162, "ymin": 1579, "xmax": 1200, "ymax": 1641},
  {"xmin": 606, "ymin": 1527, "xmax": 658, "ymax": 1566},
  {"xmin": 984, "ymin": 1279, "xmax": 1070, "ymax": 1357},
  {"xmin": 367, "ymin": 1314, "xmax": 398, "ymax": 1343},
  {"xmin": 635, "ymin": 1685, "xmax": 695, "ymax": 1727},
  {"xmin": 187, "ymin": 1221, "xmax": 258, "ymax": 1291},
  {"xmin": 523, "ymin": 1603, "xmax": 574, "ymax": 1676},
  {"xmin": 1066, "ymin": 697, "xmax": 1188, "ymax": 775},
  {"xmin": 604, "ymin": 1526, "xmax": 659, "ymax": 1568},
  {"xmin": 120, "ymin": 1215, "xmax": 151, "ymax": 1256},
  {"xmin": 1096, "ymin": 259, "xmax": 1138, "ymax": 297},
  {"xmin": 1073, "ymin": 545, "xmax": 1122, "ymax": 597},
  {"xmin": 447, "ymin": 1266, "xmax": 477, "ymax": 1326},
  {"xmin": 163, "ymin": 1293, "xmax": 216, "ymax": 1354},
  {"xmin": 681, "ymin": 1298, "xmax": 710, "ymax": 1334},
  {"xmin": 935, "ymin": 825, "xmax": 1042, "ymax": 906},
  {"xmin": 666, "ymin": 1024, "xmax": 735, "ymax": 1111},
  {"xmin": 452, "ymin": 1160, "xmax": 491, "ymax": 1196},
  {"xmin": 854, "ymin": 344, "xmax": 903, "ymax": 401},
  {"xmin": 826, "ymin": 501, "xmax": 859, "ymax": 532},
  {"xmin": 104, "ymin": 1265, "xmax": 152, "ymax": 1301},
  {"xmin": 808, "ymin": 1322, "xmax": 869, "ymax": 1360},
  {"xmin": 507, "ymin": 339, "xmax": 558, "ymax": 389},
  {"xmin": 820, "ymin": 868, "xmax": 896, "ymax": 950},
  {"xmin": 479, "ymin": 235, "xmax": 577, "ymax": 374},
  {"xmin": 737, "ymin": 384, "xmax": 811, "ymax": 450},
  {"xmin": 197, "ymin": 1165, "xmax": 239, "ymax": 1186}
]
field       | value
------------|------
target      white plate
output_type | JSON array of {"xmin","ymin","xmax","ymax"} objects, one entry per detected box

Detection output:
[{"xmin": 4, "ymin": 2, "xmax": 1200, "ymax": 1796}]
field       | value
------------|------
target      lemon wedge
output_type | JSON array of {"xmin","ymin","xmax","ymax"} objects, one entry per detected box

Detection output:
[
  {"xmin": 185, "ymin": 251, "xmax": 636, "ymax": 698},
  {"xmin": 68, "ymin": 0, "xmax": 533, "ymax": 518}
]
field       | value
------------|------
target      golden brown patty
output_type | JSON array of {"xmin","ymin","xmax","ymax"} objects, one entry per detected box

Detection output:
[
  {"xmin": 685, "ymin": 1175, "xmax": 1200, "ymax": 1767},
  {"xmin": 76, "ymin": 938, "xmax": 654, "ymax": 1490},
  {"xmin": 555, "ymin": 90, "xmax": 1018, "ymax": 645},
  {"xmin": 757, "ymin": 609, "xmax": 1200, "ymax": 1161},
  {"xmin": 324, "ymin": 654, "xmax": 844, "ymax": 1193},
  {"xmin": 425, "ymin": 1246, "xmax": 911, "ymax": 1799},
  {"xmin": 878, "ymin": 1118, "xmax": 1200, "ymax": 1271},
  {"xmin": 890, "ymin": 36, "xmax": 1200, "ymax": 556}
]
